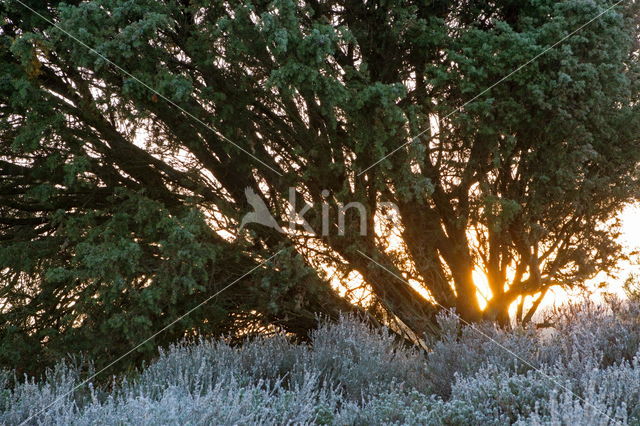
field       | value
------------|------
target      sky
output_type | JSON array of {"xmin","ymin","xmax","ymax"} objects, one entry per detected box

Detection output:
[
  {"xmin": 469, "ymin": 204, "xmax": 640, "ymax": 320},
  {"xmin": 535, "ymin": 204, "xmax": 640, "ymax": 313}
]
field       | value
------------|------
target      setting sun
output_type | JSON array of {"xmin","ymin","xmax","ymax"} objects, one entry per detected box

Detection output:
[
  {"xmin": 2, "ymin": 0, "xmax": 639, "ymax": 422},
  {"xmin": 470, "ymin": 204, "xmax": 640, "ymax": 319}
]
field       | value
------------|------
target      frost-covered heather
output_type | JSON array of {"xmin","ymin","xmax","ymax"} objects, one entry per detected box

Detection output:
[{"xmin": 3, "ymin": 300, "xmax": 640, "ymax": 425}]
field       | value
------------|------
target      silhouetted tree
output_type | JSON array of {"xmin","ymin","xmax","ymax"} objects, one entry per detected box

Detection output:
[{"xmin": 1, "ymin": 0, "xmax": 638, "ymax": 373}]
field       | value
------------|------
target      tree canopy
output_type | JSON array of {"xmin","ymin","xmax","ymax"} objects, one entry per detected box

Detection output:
[{"xmin": 1, "ymin": 0, "xmax": 639, "ymax": 374}]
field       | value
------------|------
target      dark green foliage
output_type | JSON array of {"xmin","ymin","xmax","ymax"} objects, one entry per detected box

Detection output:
[{"xmin": 0, "ymin": 0, "xmax": 638, "ymax": 375}]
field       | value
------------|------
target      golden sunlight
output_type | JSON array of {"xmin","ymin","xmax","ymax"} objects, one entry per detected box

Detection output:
[
  {"xmin": 517, "ymin": 205, "xmax": 639, "ymax": 318},
  {"xmin": 469, "ymin": 205, "xmax": 640, "ymax": 320}
]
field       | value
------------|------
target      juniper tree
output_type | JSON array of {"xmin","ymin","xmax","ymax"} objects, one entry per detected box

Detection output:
[{"xmin": 1, "ymin": 0, "xmax": 638, "ymax": 373}]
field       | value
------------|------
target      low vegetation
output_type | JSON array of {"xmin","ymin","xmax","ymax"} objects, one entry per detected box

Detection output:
[{"xmin": 4, "ymin": 296, "xmax": 640, "ymax": 425}]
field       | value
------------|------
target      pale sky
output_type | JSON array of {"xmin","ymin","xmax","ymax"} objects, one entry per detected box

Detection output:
[
  {"xmin": 470, "ymin": 204, "xmax": 640, "ymax": 320},
  {"xmin": 536, "ymin": 204, "xmax": 640, "ymax": 313}
]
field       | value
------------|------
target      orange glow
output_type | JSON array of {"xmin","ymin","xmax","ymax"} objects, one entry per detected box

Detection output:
[{"xmin": 471, "ymin": 204, "xmax": 640, "ymax": 319}]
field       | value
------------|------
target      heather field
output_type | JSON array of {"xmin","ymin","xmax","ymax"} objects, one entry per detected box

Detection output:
[
  {"xmin": 4, "ymin": 297, "xmax": 640, "ymax": 425},
  {"xmin": 2, "ymin": 1, "xmax": 640, "ymax": 425}
]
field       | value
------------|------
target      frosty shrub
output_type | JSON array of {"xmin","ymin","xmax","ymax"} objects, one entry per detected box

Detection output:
[
  {"xmin": 424, "ymin": 311, "xmax": 540, "ymax": 397},
  {"xmin": 299, "ymin": 315, "xmax": 429, "ymax": 399},
  {"xmin": 542, "ymin": 298, "xmax": 640, "ymax": 369},
  {"xmin": 3, "ymin": 302, "xmax": 640, "ymax": 425}
]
